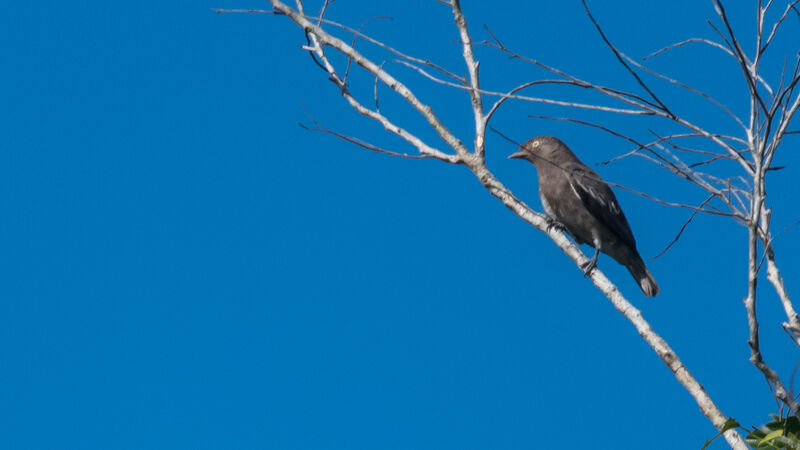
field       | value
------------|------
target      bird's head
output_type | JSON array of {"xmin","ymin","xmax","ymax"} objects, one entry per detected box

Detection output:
[{"xmin": 508, "ymin": 136, "xmax": 567, "ymax": 166}]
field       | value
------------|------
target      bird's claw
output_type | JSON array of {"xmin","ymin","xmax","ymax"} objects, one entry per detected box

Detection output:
[
  {"xmin": 545, "ymin": 217, "xmax": 565, "ymax": 233},
  {"xmin": 580, "ymin": 258, "xmax": 597, "ymax": 277}
]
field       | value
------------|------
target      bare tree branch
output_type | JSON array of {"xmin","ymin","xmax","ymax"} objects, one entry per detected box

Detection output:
[
  {"xmin": 396, "ymin": 59, "xmax": 652, "ymax": 115},
  {"xmin": 712, "ymin": 0, "xmax": 771, "ymax": 110},
  {"xmin": 746, "ymin": 217, "xmax": 800, "ymax": 413},
  {"xmin": 479, "ymin": 27, "xmax": 755, "ymax": 175},
  {"xmin": 254, "ymin": 1, "xmax": 800, "ymax": 447},
  {"xmin": 581, "ymin": 0, "xmax": 674, "ymax": 116},
  {"xmin": 450, "ymin": 0, "xmax": 485, "ymax": 159},
  {"xmin": 271, "ymin": 0, "xmax": 469, "ymax": 161},
  {"xmin": 620, "ymin": 53, "xmax": 747, "ymax": 132},
  {"xmin": 763, "ymin": 236, "xmax": 800, "ymax": 347},
  {"xmin": 294, "ymin": 13, "xmax": 466, "ymax": 84},
  {"xmin": 342, "ymin": 16, "xmax": 392, "ymax": 87},
  {"xmin": 761, "ymin": 0, "xmax": 800, "ymax": 57}
]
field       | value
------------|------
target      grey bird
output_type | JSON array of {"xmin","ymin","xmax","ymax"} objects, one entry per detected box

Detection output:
[{"xmin": 509, "ymin": 136, "xmax": 659, "ymax": 297}]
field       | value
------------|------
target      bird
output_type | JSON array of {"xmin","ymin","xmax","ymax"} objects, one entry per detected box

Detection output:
[{"xmin": 509, "ymin": 136, "xmax": 659, "ymax": 297}]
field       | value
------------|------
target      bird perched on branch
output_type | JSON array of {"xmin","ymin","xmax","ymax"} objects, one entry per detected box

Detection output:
[{"xmin": 509, "ymin": 136, "xmax": 659, "ymax": 297}]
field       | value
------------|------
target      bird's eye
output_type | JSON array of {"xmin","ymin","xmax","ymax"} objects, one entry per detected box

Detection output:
[{"xmin": 532, "ymin": 141, "xmax": 540, "ymax": 147}]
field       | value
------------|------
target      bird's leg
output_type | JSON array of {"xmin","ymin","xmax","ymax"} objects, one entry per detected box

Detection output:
[
  {"xmin": 581, "ymin": 247, "xmax": 599, "ymax": 276},
  {"xmin": 580, "ymin": 237, "xmax": 601, "ymax": 276}
]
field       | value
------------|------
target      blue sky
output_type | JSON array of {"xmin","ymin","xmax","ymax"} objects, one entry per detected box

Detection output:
[{"xmin": 2, "ymin": 1, "xmax": 799, "ymax": 448}]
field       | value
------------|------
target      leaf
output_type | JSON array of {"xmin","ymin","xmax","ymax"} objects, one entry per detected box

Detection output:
[
  {"xmin": 745, "ymin": 416, "xmax": 800, "ymax": 449},
  {"xmin": 702, "ymin": 418, "xmax": 741, "ymax": 450},
  {"xmin": 758, "ymin": 428, "xmax": 784, "ymax": 446},
  {"xmin": 721, "ymin": 418, "xmax": 742, "ymax": 432}
]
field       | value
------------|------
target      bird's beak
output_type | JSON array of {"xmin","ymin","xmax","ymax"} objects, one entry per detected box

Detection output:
[{"xmin": 508, "ymin": 149, "xmax": 527, "ymax": 160}]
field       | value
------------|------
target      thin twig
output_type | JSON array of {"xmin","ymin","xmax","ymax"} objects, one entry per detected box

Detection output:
[
  {"xmin": 343, "ymin": 16, "xmax": 392, "ymax": 86},
  {"xmin": 212, "ymin": 8, "xmax": 279, "ymax": 14},
  {"xmin": 488, "ymin": 126, "xmax": 523, "ymax": 147},
  {"xmin": 761, "ymin": 0, "xmax": 800, "ymax": 57},
  {"xmin": 712, "ymin": 0, "xmax": 771, "ymax": 109},
  {"xmin": 582, "ymin": 0, "xmax": 673, "ymax": 116},
  {"xmin": 622, "ymin": 53, "xmax": 747, "ymax": 132},
  {"xmin": 299, "ymin": 112, "xmax": 430, "ymax": 160},
  {"xmin": 397, "ymin": 59, "xmax": 652, "ymax": 115},
  {"xmin": 651, "ymin": 194, "xmax": 716, "ymax": 260},
  {"xmin": 644, "ymin": 38, "xmax": 734, "ymax": 60}
]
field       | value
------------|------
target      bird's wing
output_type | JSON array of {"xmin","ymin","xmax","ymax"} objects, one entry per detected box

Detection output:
[{"xmin": 566, "ymin": 164, "xmax": 637, "ymax": 248}]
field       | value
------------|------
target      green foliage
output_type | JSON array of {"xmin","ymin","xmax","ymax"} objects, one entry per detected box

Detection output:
[
  {"xmin": 702, "ymin": 416, "xmax": 800, "ymax": 449},
  {"xmin": 745, "ymin": 415, "xmax": 800, "ymax": 449}
]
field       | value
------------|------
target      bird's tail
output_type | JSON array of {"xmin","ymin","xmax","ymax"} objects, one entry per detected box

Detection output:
[{"xmin": 626, "ymin": 256, "xmax": 659, "ymax": 297}]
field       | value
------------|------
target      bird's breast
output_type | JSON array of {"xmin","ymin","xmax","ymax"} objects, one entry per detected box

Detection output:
[{"xmin": 539, "ymin": 191, "xmax": 557, "ymax": 218}]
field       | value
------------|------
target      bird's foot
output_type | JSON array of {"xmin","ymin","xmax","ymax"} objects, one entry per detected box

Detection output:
[
  {"xmin": 545, "ymin": 217, "xmax": 565, "ymax": 233},
  {"xmin": 581, "ymin": 241, "xmax": 602, "ymax": 277},
  {"xmin": 580, "ymin": 256, "xmax": 598, "ymax": 277}
]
